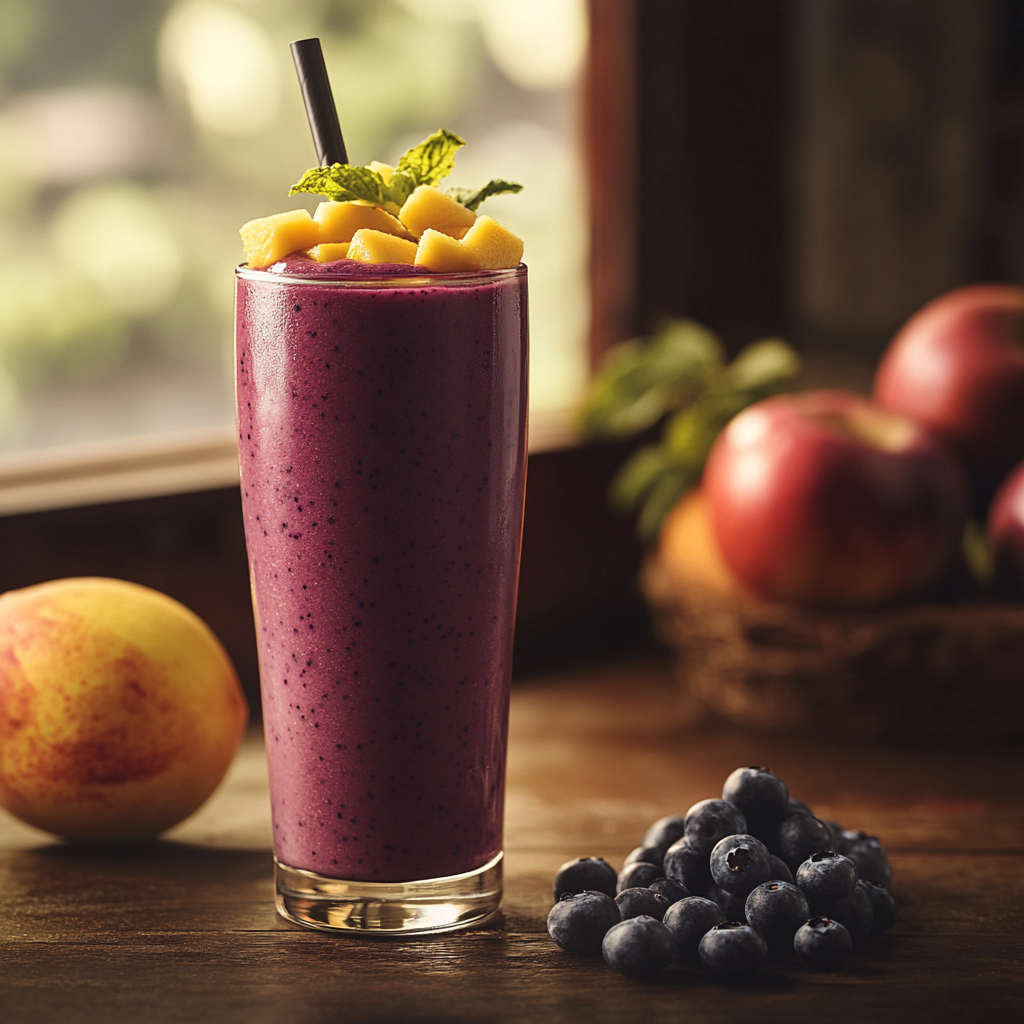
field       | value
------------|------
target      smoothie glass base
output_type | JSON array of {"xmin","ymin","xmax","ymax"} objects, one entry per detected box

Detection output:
[{"xmin": 275, "ymin": 853, "xmax": 503, "ymax": 935}]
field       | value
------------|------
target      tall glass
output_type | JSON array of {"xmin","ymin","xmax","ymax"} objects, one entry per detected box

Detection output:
[{"xmin": 234, "ymin": 262, "xmax": 528, "ymax": 934}]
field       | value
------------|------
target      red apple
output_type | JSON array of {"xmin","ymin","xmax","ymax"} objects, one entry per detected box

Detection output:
[
  {"xmin": 872, "ymin": 284, "xmax": 1024, "ymax": 500},
  {"xmin": 702, "ymin": 390, "xmax": 968, "ymax": 609},
  {"xmin": 987, "ymin": 460, "xmax": 1024, "ymax": 598}
]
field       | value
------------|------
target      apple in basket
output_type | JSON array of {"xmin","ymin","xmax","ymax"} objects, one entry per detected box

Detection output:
[
  {"xmin": 873, "ymin": 284, "xmax": 1024, "ymax": 501},
  {"xmin": 701, "ymin": 390, "xmax": 968, "ymax": 609}
]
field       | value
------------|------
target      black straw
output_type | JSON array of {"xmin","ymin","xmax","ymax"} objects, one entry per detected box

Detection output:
[{"xmin": 290, "ymin": 38, "xmax": 348, "ymax": 166}]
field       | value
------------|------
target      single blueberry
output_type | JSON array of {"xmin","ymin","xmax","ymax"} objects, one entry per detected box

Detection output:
[
  {"xmin": 788, "ymin": 798, "xmax": 814, "ymax": 816},
  {"xmin": 684, "ymin": 799, "xmax": 747, "ymax": 855},
  {"xmin": 617, "ymin": 860, "xmax": 662, "ymax": 894},
  {"xmin": 623, "ymin": 845, "xmax": 663, "ymax": 871},
  {"xmin": 601, "ymin": 915, "xmax": 674, "ymax": 979},
  {"xmin": 795, "ymin": 850, "xmax": 858, "ymax": 911},
  {"xmin": 744, "ymin": 880, "xmax": 810, "ymax": 958},
  {"xmin": 793, "ymin": 917, "xmax": 853, "ymax": 971},
  {"xmin": 829, "ymin": 880, "xmax": 873, "ymax": 938},
  {"xmin": 773, "ymin": 813, "xmax": 834, "ymax": 871},
  {"xmin": 698, "ymin": 922, "xmax": 768, "ymax": 979},
  {"xmin": 552, "ymin": 857, "xmax": 617, "ymax": 901},
  {"xmin": 710, "ymin": 834, "xmax": 772, "ymax": 897},
  {"xmin": 704, "ymin": 882, "xmax": 749, "ymax": 922},
  {"xmin": 769, "ymin": 854, "xmax": 794, "ymax": 884},
  {"xmin": 642, "ymin": 815, "xmax": 688, "ymax": 857},
  {"xmin": 663, "ymin": 835, "xmax": 713, "ymax": 895},
  {"xmin": 839, "ymin": 830, "xmax": 893, "ymax": 888},
  {"xmin": 823, "ymin": 819, "xmax": 845, "ymax": 849},
  {"xmin": 648, "ymin": 876, "xmax": 690, "ymax": 905},
  {"xmin": 663, "ymin": 896, "xmax": 726, "ymax": 962},
  {"xmin": 861, "ymin": 879, "xmax": 898, "ymax": 934},
  {"xmin": 615, "ymin": 887, "xmax": 672, "ymax": 921},
  {"xmin": 722, "ymin": 767, "xmax": 790, "ymax": 831},
  {"xmin": 547, "ymin": 891, "xmax": 621, "ymax": 956}
]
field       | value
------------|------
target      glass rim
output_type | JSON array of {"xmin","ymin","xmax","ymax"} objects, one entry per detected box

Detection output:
[{"xmin": 235, "ymin": 262, "xmax": 526, "ymax": 289}]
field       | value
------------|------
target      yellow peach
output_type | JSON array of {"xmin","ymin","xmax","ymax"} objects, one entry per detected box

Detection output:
[{"xmin": 0, "ymin": 577, "xmax": 248, "ymax": 841}]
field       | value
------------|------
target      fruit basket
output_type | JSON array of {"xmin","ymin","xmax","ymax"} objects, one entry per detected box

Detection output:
[{"xmin": 643, "ymin": 492, "xmax": 1024, "ymax": 740}]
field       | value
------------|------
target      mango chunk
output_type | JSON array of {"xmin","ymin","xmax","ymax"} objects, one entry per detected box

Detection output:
[
  {"xmin": 239, "ymin": 209, "xmax": 321, "ymax": 269},
  {"xmin": 347, "ymin": 228, "xmax": 418, "ymax": 265},
  {"xmin": 415, "ymin": 229, "xmax": 482, "ymax": 272},
  {"xmin": 315, "ymin": 201, "xmax": 412, "ymax": 243},
  {"xmin": 461, "ymin": 216, "xmax": 524, "ymax": 270},
  {"xmin": 369, "ymin": 161, "xmax": 394, "ymax": 184},
  {"xmin": 399, "ymin": 185, "xmax": 477, "ymax": 239},
  {"xmin": 304, "ymin": 242, "xmax": 350, "ymax": 263}
]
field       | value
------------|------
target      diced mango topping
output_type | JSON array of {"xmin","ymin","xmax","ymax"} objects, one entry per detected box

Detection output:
[
  {"xmin": 305, "ymin": 242, "xmax": 350, "ymax": 263},
  {"xmin": 315, "ymin": 201, "xmax": 412, "ymax": 243},
  {"xmin": 239, "ymin": 209, "xmax": 321, "ymax": 269},
  {"xmin": 347, "ymin": 229, "xmax": 418, "ymax": 265},
  {"xmin": 460, "ymin": 215, "xmax": 525, "ymax": 270},
  {"xmin": 369, "ymin": 161, "xmax": 394, "ymax": 184},
  {"xmin": 399, "ymin": 185, "xmax": 477, "ymax": 240},
  {"xmin": 415, "ymin": 230, "xmax": 482, "ymax": 272}
]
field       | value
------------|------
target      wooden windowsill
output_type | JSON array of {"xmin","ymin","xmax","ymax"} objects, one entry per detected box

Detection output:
[{"xmin": 0, "ymin": 405, "xmax": 579, "ymax": 519}]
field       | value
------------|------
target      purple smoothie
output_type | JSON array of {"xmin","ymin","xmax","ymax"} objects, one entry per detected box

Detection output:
[{"xmin": 235, "ymin": 258, "xmax": 528, "ymax": 883}]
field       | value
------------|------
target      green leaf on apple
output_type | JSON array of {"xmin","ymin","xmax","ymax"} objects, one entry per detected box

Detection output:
[{"xmin": 579, "ymin": 319, "xmax": 801, "ymax": 541}]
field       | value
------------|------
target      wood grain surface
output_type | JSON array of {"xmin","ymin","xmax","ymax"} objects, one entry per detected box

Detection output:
[{"xmin": 1, "ymin": 658, "xmax": 1021, "ymax": 1023}]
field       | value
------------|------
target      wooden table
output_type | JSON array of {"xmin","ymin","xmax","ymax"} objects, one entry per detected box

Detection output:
[{"xmin": 1, "ymin": 658, "xmax": 1021, "ymax": 1022}]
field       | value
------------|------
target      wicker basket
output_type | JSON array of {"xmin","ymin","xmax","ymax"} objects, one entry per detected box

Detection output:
[{"xmin": 643, "ymin": 493, "xmax": 1024, "ymax": 739}]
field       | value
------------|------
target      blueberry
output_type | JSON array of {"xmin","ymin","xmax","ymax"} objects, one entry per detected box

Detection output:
[
  {"xmin": 704, "ymin": 882, "xmax": 749, "ymax": 922},
  {"xmin": 793, "ymin": 917, "xmax": 853, "ymax": 971},
  {"xmin": 684, "ymin": 799, "xmax": 747, "ymax": 855},
  {"xmin": 662, "ymin": 896, "xmax": 726, "ymax": 962},
  {"xmin": 615, "ymin": 887, "xmax": 672, "ymax": 921},
  {"xmin": 601, "ymin": 915, "xmax": 674, "ymax": 979},
  {"xmin": 710, "ymin": 834, "xmax": 772, "ymax": 897},
  {"xmin": 769, "ymin": 854, "xmax": 794, "ymax": 884},
  {"xmin": 642, "ymin": 815, "xmax": 688, "ymax": 856},
  {"xmin": 773, "ymin": 813, "xmax": 834, "ymax": 871},
  {"xmin": 722, "ymin": 767, "xmax": 790, "ymax": 831},
  {"xmin": 795, "ymin": 850, "xmax": 858, "ymax": 911},
  {"xmin": 698, "ymin": 922, "xmax": 767, "ymax": 979},
  {"xmin": 547, "ymin": 891, "xmax": 621, "ymax": 956},
  {"xmin": 830, "ymin": 879, "xmax": 873, "ymax": 938},
  {"xmin": 623, "ymin": 845, "xmax": 663, "ymax": 871},
  {"xmin": 648, "ymin": 876, "xmax": 691, "ymax": 905},
  {"xmin": 663, "ymin": 836, "xmax": 713, "ymax": 895},
  {"xmin": 617, "ymin": 860, "xmax": 662, "ymax": 893},
  {"xmin": 838, "ymin": 830, "xmax": 892, "ymax": 888},
  {"xmin": 823, "ymin": 820, "xmax": 845, "ymax": 849},
  {"xmin": 552, "ymin": 857, "xmax": 618, "ymax": 901},
  {"xmin": 787, "ymin": 798, "xmax": 813, "ymax": 816},
  {"xmin": 744, "ymin": 880, "xmax": 810, "ymax": 957},
  {"xmin": 861, "ymin": 878, "xmax": 898, "ymax": 934}
]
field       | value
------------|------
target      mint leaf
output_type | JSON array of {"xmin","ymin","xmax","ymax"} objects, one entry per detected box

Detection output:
[
  {"xmin": 447, "ymin": 179, "xmax": 524, "ymax": 211},
  {"xmin": 385, "ymin": 169, "xmax": 418, "ymax": 209},
  {"xmin": 396, "ymin": 128, "xmax": 465, "ymax": 187},
  {"xmin": 289, "ymin": 163, "xmax": 387, "ymax": 205}
]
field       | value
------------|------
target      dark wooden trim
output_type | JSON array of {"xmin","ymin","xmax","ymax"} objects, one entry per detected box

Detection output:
[{"xmin": 585, "ymin": 0, "xmax": 640, "ymax": 361}]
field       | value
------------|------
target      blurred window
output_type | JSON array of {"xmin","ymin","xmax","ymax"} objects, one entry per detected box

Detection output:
[{"xmin": 0, "ymin": 0, "xmax": 588, "ymax": 456}]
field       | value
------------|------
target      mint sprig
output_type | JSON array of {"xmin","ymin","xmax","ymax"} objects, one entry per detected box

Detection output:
[
  {"xmin": 579, "ymin": 320, "xmax": 800, "ymax": 541},
  {"xmin": 446, "ymin": 179, "xmax": 524, "ymax": 211},
  {"xmin": 288, "ymin": 128, "xmax": 523, "ymax": 214}
]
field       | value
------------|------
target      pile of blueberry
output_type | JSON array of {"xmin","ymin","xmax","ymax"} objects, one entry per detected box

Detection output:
[{"xmin": 547, "ymin": 766, "xmax": 897, "ymax": 980}]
